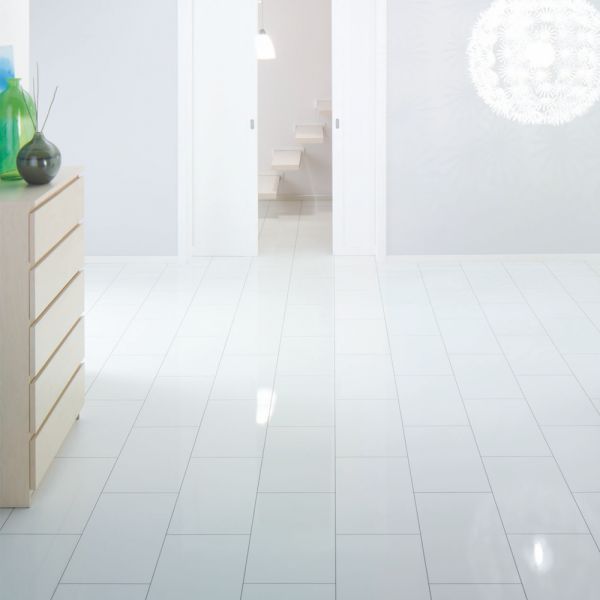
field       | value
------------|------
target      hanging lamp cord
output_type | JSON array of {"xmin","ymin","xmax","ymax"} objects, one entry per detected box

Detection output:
[{"xmin": 259, "ymin": 0, "xmax": 265, "ymax": 31}]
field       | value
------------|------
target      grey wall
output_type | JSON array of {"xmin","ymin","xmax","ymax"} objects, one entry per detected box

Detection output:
[
  {"xmin": 30, "ymin": 0, "xmax": 178, "ymax": 256},
  {"xmin": 387, "ymin": 0, "xmax": 600, "ymax": 254}
]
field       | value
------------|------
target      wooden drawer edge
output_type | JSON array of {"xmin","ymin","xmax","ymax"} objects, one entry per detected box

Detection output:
[
  {"xmin": 29, "ymin": 177, "xmax": 84, "ymax": 265},
  {"xmin": 29, "ymin": 224, "xmax": 84, "ymax": 320},
  {"xmin": 29, "ymin": 173, "xmax": 82, "ymax": 214},
  {"xmin": 30, "ymin": 318, "xmax": 85, "ymax": 433},
  {"xmin": 30, "ymin": 364, "xmax": 85, "ymax": 490},
  {"xmin": 29, "ymin": 271, "xmax": 84, "ymax": 376}
]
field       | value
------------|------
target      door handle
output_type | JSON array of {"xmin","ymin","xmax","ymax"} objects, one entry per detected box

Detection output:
[
  {"xmin": 335, "ymin": 118, "xmax": 340, "ymax": 129},
  {"xmin": 250, "ymin": 119, "xmax": 255, "ymax": 130}
]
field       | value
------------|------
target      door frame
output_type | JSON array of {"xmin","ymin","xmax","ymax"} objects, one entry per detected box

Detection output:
[
  {"xmin": 177, "ymin": 0, "xmax": 194, "ymax": 260},
  {"xmin": 177, "ymin": 0, "xmax": 387, "ymax": 260}
]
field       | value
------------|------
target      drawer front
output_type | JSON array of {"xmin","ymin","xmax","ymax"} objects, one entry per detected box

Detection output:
[
  {"xmin": 30, "ymin": 177, "xmax": 84, "ymax": 263},
  {"xmin": 30, "ymin": 365, "xmax": 84, "ymax": 490},
  {"xmin": 30, "ymin": 225, "xmax": 84, "ymax": 319},
  {"xmin": 30, "ymin": 318, "xmax": 84, "ymax": 433},
  {"xmin": 30, "ymin": 272, "xmax": 84, "ymax": 376}
]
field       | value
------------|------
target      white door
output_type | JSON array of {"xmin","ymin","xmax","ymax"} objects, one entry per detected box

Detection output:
[
  {"xmin": 332, "ymin": 0, "xmax": 377, "ymax": 255},
  {"xmin": 192, "ymin": 0, "xmax": 257, "ymax": 256}
]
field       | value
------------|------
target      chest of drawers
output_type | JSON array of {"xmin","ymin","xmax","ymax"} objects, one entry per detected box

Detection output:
[{"xmin": 0, "ymin": 169, "xmax": 85, "ymax": 507}]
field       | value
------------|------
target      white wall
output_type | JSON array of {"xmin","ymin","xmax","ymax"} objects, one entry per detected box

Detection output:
[
  {"xmin": 258, "ymin": 0, "xmax": 331, "ymax": 199},
  {"xmin": 30, "ymin": 0, "xmax": 178, "ymax": 256},
  {"xmin": 0, "ymin": 0, "xmax": 29, "ymax": 83},
  {"xmin": 387, "ymin": 0, "xmax": 600, "ymax": 254}
]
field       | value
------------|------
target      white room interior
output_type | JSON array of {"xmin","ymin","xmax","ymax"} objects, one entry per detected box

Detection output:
[{"xmin": 2, "ymin": 1, "xmax": 600, "ymax": 599}]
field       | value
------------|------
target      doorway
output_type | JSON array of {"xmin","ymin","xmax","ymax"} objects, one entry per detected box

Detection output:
[
  {"xmin": 256, "ymin": 0, "xmax": 332, "ymax": 257},
  {"xmin": 178, "ymin": 0, "xmax": 386, "ymax": 259}
]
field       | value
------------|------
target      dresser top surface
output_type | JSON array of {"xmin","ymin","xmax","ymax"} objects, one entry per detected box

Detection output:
[{"xmin": 0, "ymin": 168, "xmax": 82, "ymax": 208}]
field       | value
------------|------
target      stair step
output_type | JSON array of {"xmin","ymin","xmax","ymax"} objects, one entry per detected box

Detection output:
[
  {"xmin": 272, "ymin": 149, "xmax": 303, "ymax": 171},
  {"xmin": 258, "ymin": 174, "xmax": 280, "ymax": 200},
  {"xmin": 295, "ymin": 124, "xmax": 325, "ymax": 144},
  {"xmin": 315, "ymin": 99, "xmax": 332, "ymax": 115}
]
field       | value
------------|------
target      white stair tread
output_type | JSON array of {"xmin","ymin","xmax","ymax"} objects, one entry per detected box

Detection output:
[
  {"xmin": 295, "ymin": 124, "xmax": 325, "ymax": 144},
  {"xmin": 272, "ymin": 149, "xmax": 303, "ymax": 171},
  {"xmin": 315, "ymin": 99, "xmax": 332, "ymax": 115},
  {"xmin": 258, "ymin": 174, "xmax": 280, "ymax": 200}
]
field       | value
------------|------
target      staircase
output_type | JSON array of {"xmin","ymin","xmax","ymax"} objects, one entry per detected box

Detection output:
[
  {"xmin": 258, "ymin": 174, "xmax": 280, "ymax": 200},
  {"xmin": 258, "ymin": 99, "xmax": 331, "ymax": 201}
]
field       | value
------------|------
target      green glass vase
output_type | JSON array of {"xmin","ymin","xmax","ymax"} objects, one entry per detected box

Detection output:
[{"xmin": 0, "ymin": 79, "xmax": 36, "ymax": 181}]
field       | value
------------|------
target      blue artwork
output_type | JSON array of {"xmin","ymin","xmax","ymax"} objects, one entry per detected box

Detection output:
[{"xmin": 0, "ymin": 46, "xmax": 15, "ymax": 93}]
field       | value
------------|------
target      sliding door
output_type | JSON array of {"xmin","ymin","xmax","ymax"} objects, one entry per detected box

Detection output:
[
  {"xmin": 192, "ymin": 0, "xmax": 257, "ymax": 256},
  {"xmin": 332, "ymin": 0, "xmax": 378, "ymax": 255}
]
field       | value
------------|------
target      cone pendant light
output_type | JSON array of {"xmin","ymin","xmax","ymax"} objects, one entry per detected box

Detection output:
[{"xmin": 256, "ymin": 0, "xmax": 276, "ymax": 60}]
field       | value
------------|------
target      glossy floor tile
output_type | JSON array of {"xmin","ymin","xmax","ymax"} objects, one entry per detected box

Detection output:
[
  {"xmin": 0, "ymin": 535, "xmax": 78, "ymax": 600},
  {"xmin": 465, "ymin": 399, "xmax": 550, "ymax": 457},
  {"xmin": 62, "ymin": 493, "xmax": 176, "ymax": 583},
  {"xmin": 336, "ymin": 457, "xmax": 418, "ymax": 533},
  {"xmin": 417, "ymin": 493, "xmax": 519, "ymax": 583},
  {"xmin": 509, "ymin": 534, "xmax": 600, "ymax": 599},
  {"xmin": 335, "ymin": 400, "xmax": 406, "ymax": 457},
  {"xmin": 169, "ymin": 458, "xmax": 260, "ymax": 534},
  {"xmin": 6, "ymin": 200, "xmax": 600, "ymax": 598},
  {"xmin": 451, "ymin": 355, "xmax": 523, "ymax": 399},
  {"xmin": 575, "ymin": 493, "xmax": 600, "ymax": 546},
  {"xmin": 135, "ymin": 376, "xmax": 211, "ymax": 427},
  {"xmin": 543, "ymin": 427, "xmax": 600, "ymax": 492},
  {"xmin": 518, "ymin": 375, "xmax": 600, "ymax": 426},
  {"xmin": 405, "ymin": 427, "xmax": 489, "ymax": 492},
  {"xmin": 105, "ymin": 427, "xmax": 196, "ymax": 493},
  {"xmin": 57, "ymin": 401, "xmax": 142, "ymax": 458},
  {"xmin": 336, "ymin": 534, "xmax": 429, "ymax": 600},
  {"xmin": 270, "ymin": 374, "xmax": 334, "ymax": 426},
  {"xmin": 193, "ymin": 401, "xmax": 267, "ymax": 458},
  {"xmin": 147, "ymin": 535, "xmax": 248, "ymax": 600},
  {"xmin": 259, "ymin": 427, "xmax": 334, "ymax": 492},
  {"xmin": 430, "ymin": 584, "xmax": 526, "ymax": 599},
  {"xmin": 485, "ymin": 457, "xmax": 588, "ymax": 533},
  {"xmin": 1, "ymin": 458, "xmax": 113, "ymax": 534},
  {"xmin": 242, "ymin": 584, "xmax": 335, "ymax": 600},
  {"xmin": 396, "ymin": 375, "xmax": 468, "ymax": 427},
  {"xmin": 52, "ymin": 585, "xmax": 149, "ymax": 600},
  {"xmin": 245, "ymin": 493, "xmax": 335, "ymax": 583}
]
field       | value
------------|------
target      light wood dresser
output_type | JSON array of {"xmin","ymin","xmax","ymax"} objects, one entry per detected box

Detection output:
[{"xmin": 0, "ymin": 168, "xmax": 85, "ymax": 507}]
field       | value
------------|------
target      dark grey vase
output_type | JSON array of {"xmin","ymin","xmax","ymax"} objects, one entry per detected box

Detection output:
[{"xmin": 16, "ymin": 132, "xmax": 61, "ymax": 185}]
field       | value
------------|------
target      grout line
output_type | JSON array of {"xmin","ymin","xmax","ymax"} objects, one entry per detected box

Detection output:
[
  {"xmin": 496, "ymin": 263, "xmax": 600, "ymax": 555},
  {"xmin": 333, "ymin": 223, "xmax": 338, "ymax": 600},
  {"xmin": 48, "ymin": 262, "xmax": 172, "ymax": 599},
  {"xmin": 141, "ymin": 258, "xmax": 252, "ymax": 600},
  {"xmin": 417, "ymin": 263, "xmax": 530, "ymax": 600},
  {"xmin": 374, "ymin": 258, "xmax": 433, "ymax": 600},
  {"xmin": 540, "ymin": 263, "xmax": 600, "ymax": 409},
  {"xmin": 238, "ymin": 195, "xmax": 302, "ymax": 599},
  {"xmin": 82, "ymin": 263, "xmax": 129, "ymax": 393}
]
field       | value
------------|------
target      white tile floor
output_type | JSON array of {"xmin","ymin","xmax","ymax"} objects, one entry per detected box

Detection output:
[{"xmin": 2, "ymin": 198, "xmax": 600, "ymax": 599}]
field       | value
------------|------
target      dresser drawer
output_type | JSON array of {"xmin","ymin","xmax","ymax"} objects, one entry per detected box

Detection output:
[
  {"xmin": 30, "ymin": 272, "xmax": 84, "ymax": 376},
  {"xmin": 30, "ymin": 178, "xmax": 84, "ymax": 263},
  {"xmin": 30, "ymin": 365, "xmax": 84, "ymax": 489},
  {"xmin": 30, "ymin": 318, "xmax": 84, "ymax": 433},
  {"xmin": 30, "ymin": 225, "xmax": 84, "ymax": 319}
]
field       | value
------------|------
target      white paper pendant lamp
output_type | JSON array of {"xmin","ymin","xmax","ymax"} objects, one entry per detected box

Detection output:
[
  {"xmin": 256, "ymin": 29, "xmax": 276, "ymax": 60},
  {"xmin": 256, "ymin": 0, "xmax": 276, "ymax": 60}
]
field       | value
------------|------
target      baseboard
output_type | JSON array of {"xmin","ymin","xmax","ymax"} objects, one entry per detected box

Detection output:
[
  {"xmin": 85, "ymin": 255, "xmax": 180, "ymax": 264},
  {"xmin": 382, "ymin": 253, "xmax": 600, "ymax": 262},
  {"xmin": 270, "ymin": 194, "xmax": 332, "ymax": 202}
]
